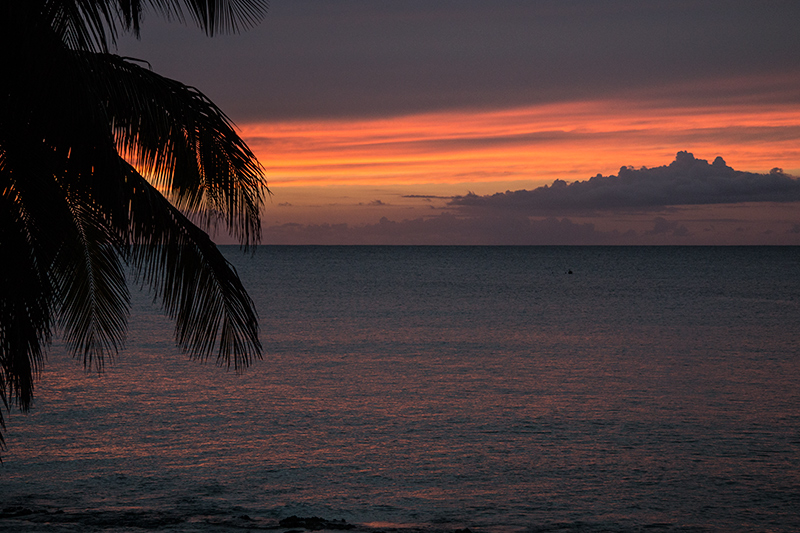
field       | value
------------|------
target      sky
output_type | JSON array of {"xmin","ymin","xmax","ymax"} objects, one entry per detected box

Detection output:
[{"xmin": 117, "ymin": 0, "xmax": 800, "ymax": 244}]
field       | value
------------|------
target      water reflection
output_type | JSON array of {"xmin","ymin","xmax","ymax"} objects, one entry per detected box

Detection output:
[{"xmin": 2, "ymin": 247, "xmax": 799, "ymax": 532}]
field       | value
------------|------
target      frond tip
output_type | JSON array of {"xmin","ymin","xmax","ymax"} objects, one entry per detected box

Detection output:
[
  {"xmin": 53, "ymin": 201, "xmax": 130, "ymax": 371},
  {"xmin": 126, "ymin": 164, "xmax": 262, "ymax": 370},
  {"xmin": 121, "ymin": 1, "xmax": 270, "ymax": 38},
  {"xmin": 101, "ymin": 53, "xmax": 267, "ymax": 247}
]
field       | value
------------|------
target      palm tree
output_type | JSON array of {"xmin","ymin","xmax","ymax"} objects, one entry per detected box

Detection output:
[{"xmin": 0, "ymin": 0, "xmax": 269, "ymax": 452}]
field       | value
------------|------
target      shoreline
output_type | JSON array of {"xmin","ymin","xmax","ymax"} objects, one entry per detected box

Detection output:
[{"xmin": 0, "ymin": 506, "xmax": 688, "ymax": 533}]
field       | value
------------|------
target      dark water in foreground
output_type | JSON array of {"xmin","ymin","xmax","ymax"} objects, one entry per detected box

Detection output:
[{"xmin": 1, "ymin": 246, "xmax": 799, "ymax": 532}]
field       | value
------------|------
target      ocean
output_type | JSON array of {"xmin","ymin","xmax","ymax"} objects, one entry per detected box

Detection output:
[{"xmin": 1, "ymin": 246, "xmax": 799, "ymax": 532}]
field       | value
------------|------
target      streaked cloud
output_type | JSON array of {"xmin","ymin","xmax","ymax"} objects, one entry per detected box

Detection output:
[{"xmin": 243, "ymin": 101, "xmax": 800, "ymax": 188}]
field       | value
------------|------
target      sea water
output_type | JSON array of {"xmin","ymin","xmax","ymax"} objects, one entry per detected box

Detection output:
[{"xmin": 1, "ymin": 246, "xmax": 799, "ymax": 532}]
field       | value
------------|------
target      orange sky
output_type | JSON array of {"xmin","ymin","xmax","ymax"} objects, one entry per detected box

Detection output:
[
  {"xmin": 245, "ymin": 98, "xmax": 800, "ymax": 190},
  {"xmin": 115, "ymin": 2, "xmax": 800, "ymax": 244},
  {"xmin": 239, "ymin": 97, "xmax": 800, "ymax": 238}
]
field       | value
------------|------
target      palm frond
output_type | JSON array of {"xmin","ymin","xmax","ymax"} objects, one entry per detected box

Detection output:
[
  {"xmin": 123, "ymin": 163, "xmax": 261, "ymax": 370},
  {"xmin": 0, "ymin": 150, "xmax": 61, "ymax": 451},
  {"xmin": 42, "ymin": 0, "xmax": 117, "ymax": 52},
  {"xmin": 87, "ymin": 0, "xmax": 269, "ymax": 41},
  {"xmin": 0, "ymin": 114, "xmax": 128, "ymax": 400},
  {"xmin": 0, "ymin": 2, "xmax": 110, "ymax": 54},
  {"xmin": 140, "ymin": 1, "xmax": 268, "ymax": 36},
  {"xmin": 1, "ymin": 0, "xmax": 269, "ymax": 453},
  {"xmin": 52, "ymin": 200, "xmax": 130, "ymax": 371},
  {"xmin": 5, "ymin": 1, "xmax": 268, "ymax": 54},
  {"xmin": 83, "ymin": 53, "xmax": 266, "ymax": 247}
]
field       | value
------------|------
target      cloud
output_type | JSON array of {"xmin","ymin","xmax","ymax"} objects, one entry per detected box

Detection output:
[
  {"xmin": 258, "ymin": 210, "xmax": 800, "ymax": 245},
  {"xmin": 645, "ymin": 217, "xmax": 691, "ymax": 237},
  {"xmin": 402, "ymin": 195, "xmax": 454, "ymax": 199},
  {"xmin": 449, "ymin": 152, "xmax": 800, "ymax": 213},
  {"xmin": 263, "ymin": 213, "xmax": 611, "ymax": 245}
]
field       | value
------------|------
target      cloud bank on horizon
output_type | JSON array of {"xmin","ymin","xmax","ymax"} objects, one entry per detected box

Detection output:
[
  {"xmin": 449, "ymin": 152, "xmax": 800, "ymax": 213},
  {"xmin": 261, "ymin": 152, "xmax": 800, "ymax": 246}
]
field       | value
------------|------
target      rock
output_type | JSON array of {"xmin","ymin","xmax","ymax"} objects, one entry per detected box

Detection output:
[
  {"xmin": 279, "ymin": 515, "xmax": 356, "ymax": 531},
  {"xmin": 0, "ymin": 506, "xmax": 34, "ymax": 518}
]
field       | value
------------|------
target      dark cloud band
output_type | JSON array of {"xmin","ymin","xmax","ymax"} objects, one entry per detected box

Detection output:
[{"xmin": 449, "ymin": 152, "xmax": 800, "ymax": 212}]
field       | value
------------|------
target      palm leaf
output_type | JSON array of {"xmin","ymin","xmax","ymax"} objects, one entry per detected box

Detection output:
[
  {"xmin": 123, "ymin": 162, "xmax": 262, "ymax": 370},
  {"xmin": 85, "ymin": 52, "xmax": 266, "ymax": 246},
  {"xmin": 52, "ymin": 200, "xmax": 130, "ymax": 371},
  {"xmin": 123, "ymin": 1, "xmax": 268, "ymax": 37},
  {"xmin": 46, "ymin": 0, "xmax": 117, "ymax": 52},
  {"xmin": 0, "ymin": 146, "xmax": 63, "ymax": 451},
  {"xmin": 1, "ymin": 0, "xmax": 268, "ymax": 454},
  {"xmin": 0, "ymin": 184, "xmax": 51, "ymax": 414},
  {"xmin": 14, "ymin": 1, "xmax": 269, "ymax": 54}
]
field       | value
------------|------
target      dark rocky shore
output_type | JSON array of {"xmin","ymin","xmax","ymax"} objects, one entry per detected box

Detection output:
[
  {"xmin": 0, "ymin": 506, "xmax": 692, "ymax": 532},
  {"xmin": 0, "ymin": 507, "xmax": 489, "ymax": 533}
]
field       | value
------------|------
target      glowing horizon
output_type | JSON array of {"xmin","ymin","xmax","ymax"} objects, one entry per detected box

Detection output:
[{"xmin": 242, "ymin": 98, "xmax": 800, "ymax": 191}]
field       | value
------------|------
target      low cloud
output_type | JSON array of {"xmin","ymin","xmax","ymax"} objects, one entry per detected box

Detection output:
[
  {"xmin": 449, "ymin": 152, "xmax": 800, "ymax": 213},
  {"xmin": 401, "ymin": 195, "xmax": 454, "ymax": 199},
  {"xmin": 264, "ymin": 213, "xmax": 611, "ymax": 245},
  {"xmin": 258, "ymin": 210, "xmax": 800, "ymax": 245},
  {"xmin": 645, "ymin": 217, "xmax": 691, "ymax": 237}
]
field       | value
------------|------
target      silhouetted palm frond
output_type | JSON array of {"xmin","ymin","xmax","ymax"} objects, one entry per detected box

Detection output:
[
  {"xmin": 0, "ymin": 0, "xmax": 269, "ymax": 453},
  {"xmin": 0, "ymin": 146, "xmax": 60, "ymax": 448},
  {"xmin": 93, "ymin": 53, "xmax": 265, "ymax": 245},
  {"xmin": 134, "ymin": 0, "xmax": 269, "ymax": 36},
  {"xmin": 125, "ymin": 162, "xmax": 261, "ymax": 370},
  {"xmin": 52, "ymin": 201, "xmax": 130, "ymax": 371}
]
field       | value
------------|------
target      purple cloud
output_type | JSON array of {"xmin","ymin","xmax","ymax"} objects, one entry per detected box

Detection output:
[
  {"xmin": 645, "ymin": 217, "xmax": 691, "ymax": 237},
  {"xmin": 449, "ymin": 152, "xmax": 800, "ymax": 212},
  {"xmin": 263, "ymin": 213, "xmax": 608, "ymax": 245}
]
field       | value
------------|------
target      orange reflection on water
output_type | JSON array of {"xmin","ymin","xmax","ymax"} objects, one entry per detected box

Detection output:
[{"xmin": 242, "ymin": 99, "xmax": 800, "ymax": 188}]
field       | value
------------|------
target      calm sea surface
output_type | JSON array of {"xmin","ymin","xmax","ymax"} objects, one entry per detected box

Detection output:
[{"xmin": 1, "ymin": 246, "xmax": 799, "ymax": 532}]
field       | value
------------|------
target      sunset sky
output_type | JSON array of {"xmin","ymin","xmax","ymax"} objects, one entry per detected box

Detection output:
[{"xmin": 117, "ymin": 0, "xmax": 800, "ymax": 244}]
